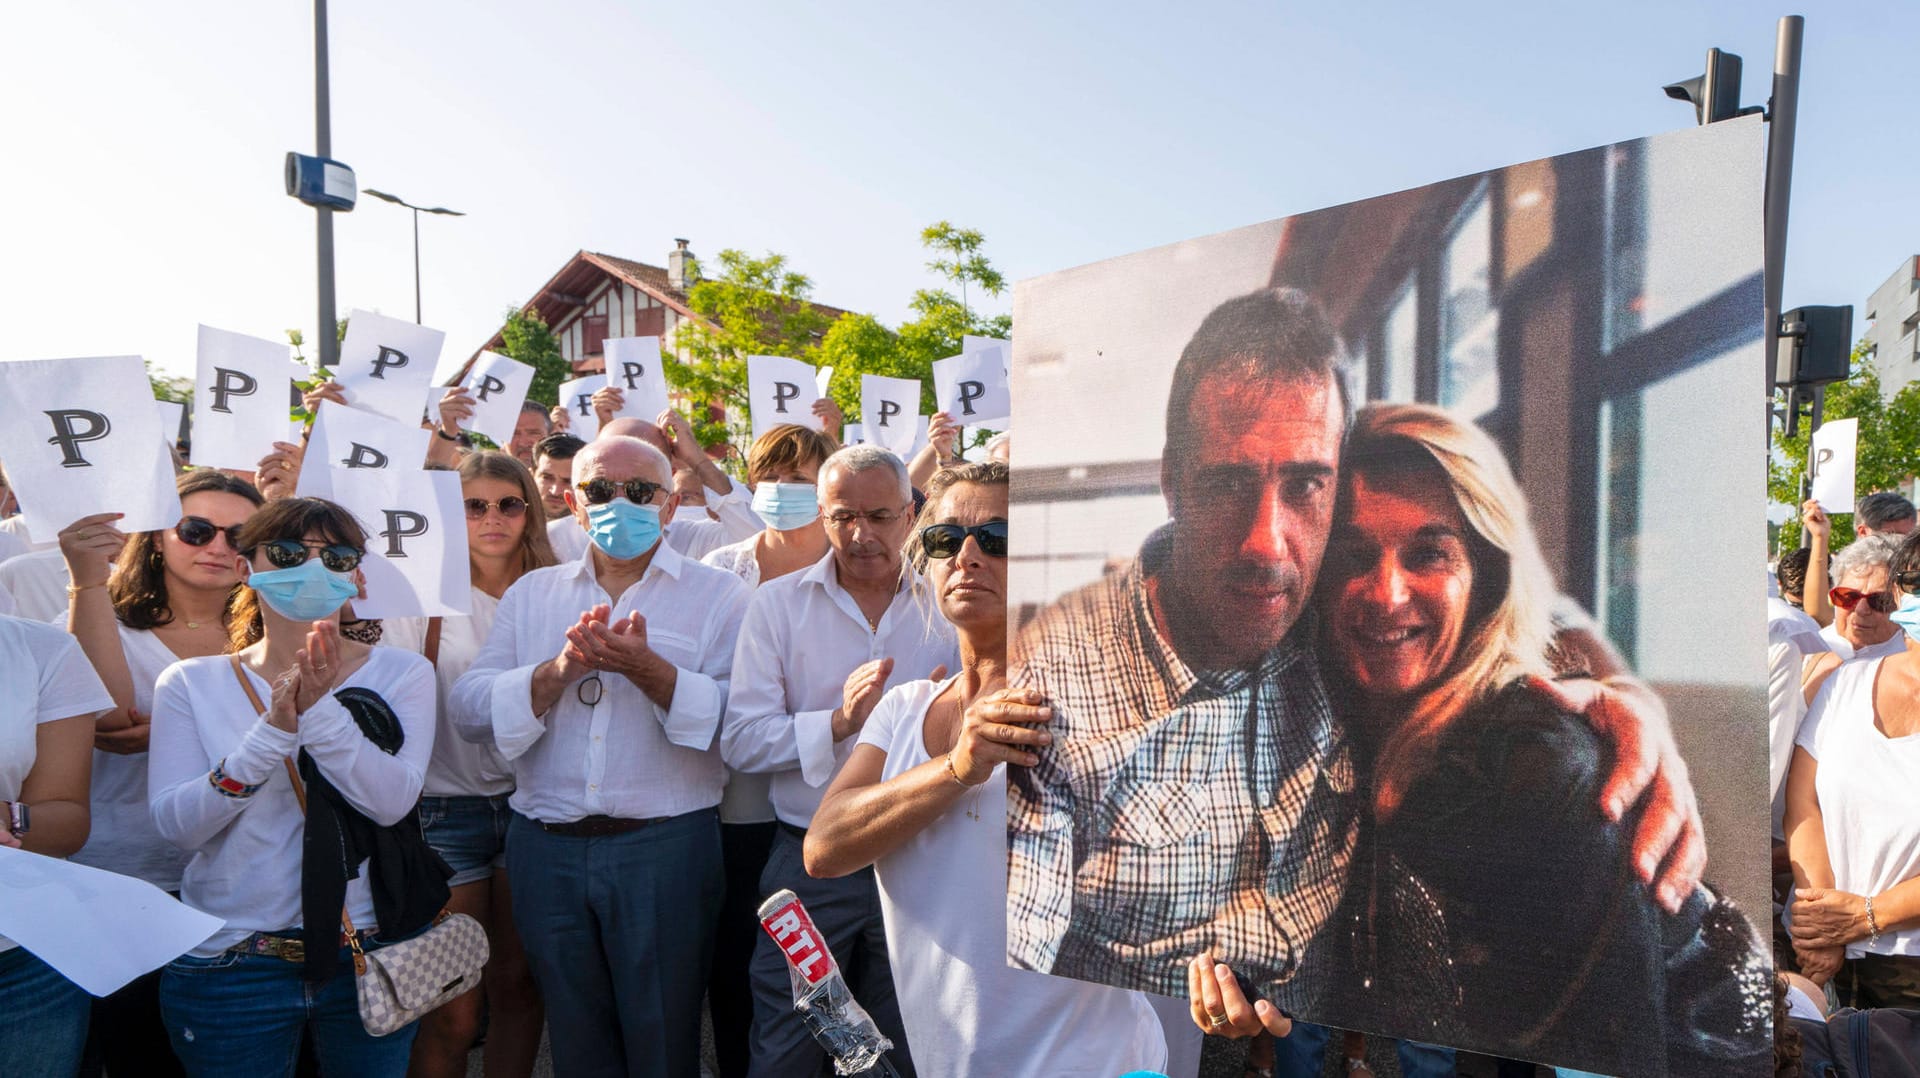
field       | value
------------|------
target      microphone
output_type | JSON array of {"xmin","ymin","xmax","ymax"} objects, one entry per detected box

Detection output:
[{"xmin": 757, "ymin": 888, "xmax": 898, "ymax": 1076}]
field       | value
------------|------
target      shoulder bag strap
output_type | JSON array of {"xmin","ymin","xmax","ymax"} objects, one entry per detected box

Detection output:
[
  {"xmin": 227, "ymin": 654, "xmax": 360, "ymax": 948},
  {"xmin": 424, "ymin": 617, "xmax": 443, "ymax": 668}
]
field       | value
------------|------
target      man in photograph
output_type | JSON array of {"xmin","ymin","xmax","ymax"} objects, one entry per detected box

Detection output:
[{"xmin": 1006, "ymin": 286, "xmax": 1701, "ymax": 1008}]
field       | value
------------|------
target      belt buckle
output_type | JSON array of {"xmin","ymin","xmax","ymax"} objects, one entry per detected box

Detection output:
[{"xmin": 278, "ymin": 936, "xmax": 305, "ymax": 964}]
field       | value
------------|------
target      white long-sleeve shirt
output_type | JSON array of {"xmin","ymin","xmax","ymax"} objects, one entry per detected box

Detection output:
[
  {"xmin": 148, "ymin": 647, "xmax": 436, "ymax": 954},
  {"xmin": 719, "ymin": 553, "xmax": 958, "ymax": 828},
  {"xmin": 546, "ymin": 482, "xmax": 765, "ymax": 564},
  {"xmin": 383, "ymin": 588, "xmax": 513, "ymax": 798},
  {"xmin": 449, "ymin": 539, "xmax": 749, "ymax": 824}
]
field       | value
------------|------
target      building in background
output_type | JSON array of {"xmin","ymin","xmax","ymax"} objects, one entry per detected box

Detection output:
[{"xmin": 1865, "ymin": 255, "xmax": 1920, "ymax": 397}]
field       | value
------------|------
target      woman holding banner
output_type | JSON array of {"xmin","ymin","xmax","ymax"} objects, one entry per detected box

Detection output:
[
  {"xmin": 805, "ymin": 462, "xmax": 1167, "ymax": 1077},
  {"xmin": 59, "ymin": 470, "xmax": 264, "ymax": 1078},
  {"xmin": 1190, "ymin": 404, "xmax": 1769, "ymax": 1075},
  {"xmin": 380, "ymin": 452, "xmax": 552, "ymax": 1078},
  {"xmin": 149, "ymin": 497, "xmax": 445, "ymax": 1076}
]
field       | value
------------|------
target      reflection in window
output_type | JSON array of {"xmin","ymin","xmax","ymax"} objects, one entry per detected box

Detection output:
[
  {"xmin": 1439, "ymin": 188, "xmax": 1499, "ymax": 418},
  {"xmin": 1382, "ymin": 279, "xmax": 1418, "ymax": 402}
]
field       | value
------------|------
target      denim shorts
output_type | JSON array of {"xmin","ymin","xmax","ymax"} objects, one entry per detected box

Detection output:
[{"xmin": 418, "ymin": 795, "xmax": 511, "ymax": 887}]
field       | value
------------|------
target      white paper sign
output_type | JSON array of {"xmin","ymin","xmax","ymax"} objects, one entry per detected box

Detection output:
[
  {"xmin": 0, "ymin": 355, "xmax": 184, "ymax": 536},
  {"xmin": 604, "ymin": 337, "xmax": 670, "ymax": 423},
  {"xmin": 861, "ymin": 374, "xmax": 924, "ymax": 460},
  {"xmin": 193, "ymin": 325, "xmax": 295, "ymax": 471},
  {"xmin": 332, "ymin": 309, "xmax": 445, "ymax": 424},
  {"xmin": 323, "ymin": 466, "xmax": 471, "ymax": 618},
  {"xmin": 458, "ymin": 352, "xmax": 536, "ymax": 447},
  {"xmin": 932, "ymin": 347, "xmax": 1010, "ymax": 429},
  {"xmin": 0, "ymin": 846, "xmax": 224, "ymax": 997},
  {"xmin": 843, "ymin": 422, "xmax": 864, "ymax": 445},
  {"xmin": 297, "ymin": 402, "xmax": 431, "ymax": 499},
  {"xmin": 556, "ymin": 375, "xmax": 606, "ymax": 441},
  {"xmin": 156, "ymin": 400, "xmax": 186, "ymax": 447},
  {"xmin": 1810, "ymin": 417, "xmax": 1859, "ymax": 516},
  {"xmin": 747, "ymin": 355, "xmax": 820, "ymax": 443}
]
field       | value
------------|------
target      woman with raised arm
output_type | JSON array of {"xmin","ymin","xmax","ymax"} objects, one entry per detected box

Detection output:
[
  {"xmin": 383, "ymin": 452, "xmax": 552, "ymax": 1078},
  {"xmin": 805, "ymin": 462, "xmax": 1166, "ymax": 1077},
  {"xmin": 59, "ymin": 470, "xmax": 264, "ymax": 1078},
  {"xmin": 149, "ymin": 497, "xmax": 444, "ymax": 1076}
]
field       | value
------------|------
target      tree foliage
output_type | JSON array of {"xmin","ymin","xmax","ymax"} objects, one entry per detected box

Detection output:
[
  {"xmin": 667, "ymin": 250, "xmax": 833, "ymax": 447},
  {"xmin": 1771, "ymin": 341, "xmax": 1920, "ymax": 549},
  {"xmin": 147, "ymin": 359, "xmax": 193, "ymax": 404},
  {"xmin": 500, "ymin": 306, "xmax": 568, "ymax": 407}
]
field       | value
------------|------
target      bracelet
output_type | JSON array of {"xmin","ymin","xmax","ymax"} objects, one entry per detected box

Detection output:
[
  {"xmin": 65, "ymin": 581, "xmax": 107, "ymax": 596},
  {"xmin": 1867, "ymin": 894, "xmax": 1884, "ymax": 944},
  {"xmin": 944, "ymin": 751, "xmax": 982, "ymax": 788},
  {"xmin": 433, "ymin": 427, "xmax": 461, "ymax": 442},
  {"xmin": 208, "ymin": 759, "xmax": 262, "ymax": 799}
]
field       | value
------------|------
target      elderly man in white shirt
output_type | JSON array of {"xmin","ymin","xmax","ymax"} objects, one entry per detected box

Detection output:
[
  {"xmin": 721, "ymin": 445, "xmax": 957, "ymax": 1077},
  {"xmin": 547, "ymin": 410, "xmax": 765, "ymax": 563},
  {"xmin": 451, "ymin": 435, "xmax": 750, "ymax": 1078}
]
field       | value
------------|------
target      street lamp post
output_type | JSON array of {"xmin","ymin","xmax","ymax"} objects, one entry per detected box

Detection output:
[{"xmin": 362, "ymin": 189, "xmax": 465, "ymax": 324}]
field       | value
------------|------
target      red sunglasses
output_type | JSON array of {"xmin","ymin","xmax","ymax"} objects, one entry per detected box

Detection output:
[{"xmin": 1830, "ymin": 586, "xmax": 1898, "ymax": 614}]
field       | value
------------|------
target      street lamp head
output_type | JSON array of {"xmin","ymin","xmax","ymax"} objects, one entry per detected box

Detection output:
[
  {"xmin": 422, "ymin": 206, "xmax": 465, "ymax": 216},
  {"xmin": 362, "ymin": 188, "xmax": 406, "ymax": 205}
]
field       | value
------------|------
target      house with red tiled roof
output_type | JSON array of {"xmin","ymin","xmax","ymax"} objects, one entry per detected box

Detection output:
[{"xmin": 478, "ymin": 240, "xmax": 852, "ymax": 376}]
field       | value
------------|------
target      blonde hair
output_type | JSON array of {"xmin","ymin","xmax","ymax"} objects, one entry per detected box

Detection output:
[
  {"xmin": 1338, "ymin": 403, "xmax": 1556, "ymax": 819},
  {"xmin": 459, "ymin": 451, "xmax": 557, "ymax": 579}
]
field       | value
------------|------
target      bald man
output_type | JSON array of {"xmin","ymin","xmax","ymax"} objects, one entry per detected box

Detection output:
[{"xmin": 453, "ymin": 435, "xmax": 751, "ymax": 1078}]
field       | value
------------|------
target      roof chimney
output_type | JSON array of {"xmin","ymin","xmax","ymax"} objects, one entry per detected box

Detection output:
[{"xmin": 668, "ymin": 238, "xmax": 695, "ymax": 291}]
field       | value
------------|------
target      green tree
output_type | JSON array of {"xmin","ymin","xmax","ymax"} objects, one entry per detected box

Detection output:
[
  {"xmin": 668, "ymin": 250, "xmax": 833, "ymax": 447},
  {"xmin": 921, "ymin": 220, "xmax": 1006, "ymax": 325},
  {"xmin": 147, "ymin": 360, "xmax": 192, "ymax": 404},
  {"xmin": 500, "ymin": 306, "xmax": 568, "ymax": 406},
  {"xmin": 1771, "ymin": 342, "xmax": 1920, "ymax": 550}
]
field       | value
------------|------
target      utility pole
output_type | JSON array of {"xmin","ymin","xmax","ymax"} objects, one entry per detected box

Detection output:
[{"xmin": 313, "ymin": 0, "xmax": 337, "ymax": 371}]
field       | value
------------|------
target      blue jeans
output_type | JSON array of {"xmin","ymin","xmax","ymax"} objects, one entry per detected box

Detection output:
[
  {"xmin": 0, "ymin": 945, "xmax": 90, "ymax": 1078},
  {"xmin": 1273, "ymin": 1022, "xmax": 1456, "ymax": 1078},
  {"xmin": 158, "ymin": 945, "xmax": 418, "ymax": 1078},
  {"xmin": 418, "ymin": 794, "xmax": 512, "ymax": 887},
  {"xmin": 507, "ymin": 808, "xmax": 723, "ymax": 1078}
]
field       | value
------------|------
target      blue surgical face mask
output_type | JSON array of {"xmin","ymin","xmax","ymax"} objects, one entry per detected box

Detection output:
[
  {"xmin": 247, "ymin": 560, "xmax": 359, "ymax": 621},
  {"xmin": 1893, "ymin": 593, "xmax": 1920, "ymax": 643},
  {"xmin": 753, "ymin": 482, "xmax": 820, "ymax": 532},
  {"xmin": 585, "ymin": 500, "xmax": 663, "ymax": 560}
]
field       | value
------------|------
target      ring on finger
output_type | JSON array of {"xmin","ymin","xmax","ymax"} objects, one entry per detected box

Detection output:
[{"xmin": 1208, "ymin": 1011, "xmax": 1230, "ymax": 1028}]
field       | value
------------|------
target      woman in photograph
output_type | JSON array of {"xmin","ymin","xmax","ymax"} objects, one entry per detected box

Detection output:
[
  {"xmin": 149, "ymin": 497, "xmax": 444, "ymax": 1076},
  {"xmin": 804, "ymin": 461, "xmax": 1167, "ymax": 1078},
  {"xmin": 380, "ymin": 452, "xmax": 550, "ymax": 1078},
  {"xmin": 1784, "ymin": 529, "xmax": 1920, "ymax": 1008},
  {"xmin": 1192, "ymin": 403, "xmax": 1769, "ymax": 1075},
  {"xmin": 59, "ymin": 470, "xmax": 264, "ymax": 1078}
]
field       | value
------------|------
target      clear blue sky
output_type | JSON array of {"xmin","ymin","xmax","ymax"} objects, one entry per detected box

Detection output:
[{"xmin": 0, "ymin": 1, "xmax": 1908, "ymax": 377}]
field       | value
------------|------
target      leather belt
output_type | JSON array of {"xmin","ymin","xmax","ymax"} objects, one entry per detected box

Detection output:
[
  {"xmin": 777, "ymin": 820, "xmax": 808, "ymax": 841},
  {"xmin": 231, "ymin": 928, "xmax": 375, "ymax": 964},
  {"xmin": 539, "ymin": 814, "xmax": 669, "ymax": 837}
]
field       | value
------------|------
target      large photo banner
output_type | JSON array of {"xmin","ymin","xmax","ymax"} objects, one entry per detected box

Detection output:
[{"xmin": 1004, "ymin": 117, "xmax": 1771, "ymax": 1074}]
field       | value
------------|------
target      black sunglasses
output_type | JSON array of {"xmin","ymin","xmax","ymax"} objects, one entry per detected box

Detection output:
[
  {"xmin": 921, "ymin": 521, "xmax": 1008, "ymax": 560},
  {"xmin": 1830, "ymin": 585, "xmax": 1899, "ymax": 615},
  {"xmin": 575, "ymin": 478, "xmax": 663, "ymax": 507},
  {"xmin": 464, "ymin": 496, "xmax": 529, "ymax": 520},
  {"xmin": 256, "ymin": 538, "xmax": 363, "ymax": 573},
  {"xmin": 175, "ymin": 516, "xmax": 245, "ymax": 549},
  {"xmin": 1897, "ymin": 569, "xmax": 1920, "ymax": 595}
]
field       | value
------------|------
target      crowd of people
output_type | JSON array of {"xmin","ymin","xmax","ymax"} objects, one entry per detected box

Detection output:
[{"xmin": 0, "ymin": 328, "xmax": 1885, "ymax": 1078}]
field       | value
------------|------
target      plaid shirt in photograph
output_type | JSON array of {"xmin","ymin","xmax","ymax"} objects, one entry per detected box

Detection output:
[{"xmin": 1007, "ymin": 531, "xmax": 1357, "ymax": 1004}]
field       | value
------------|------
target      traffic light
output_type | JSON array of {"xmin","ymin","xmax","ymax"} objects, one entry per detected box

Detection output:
[
  {"xmin": 1664, "ymin": 48, "xmax": 1758, "ymax": 125},
  {"xmin": 1776, "ymin": 305, "xmax": 1853, "ymax": 438}
]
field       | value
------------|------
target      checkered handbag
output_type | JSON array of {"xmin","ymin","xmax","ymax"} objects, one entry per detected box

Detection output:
[{"xmin": 346, "ymin": 908, "xmax": 490, "ymax": 1037}]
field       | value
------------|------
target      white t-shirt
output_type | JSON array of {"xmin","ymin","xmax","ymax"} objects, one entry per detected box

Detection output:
[
  {"xmin": 382, "ymin": 588, "xmax": 514, "ymax": 798},
  {"xmin": 1798, "ymin": 656, "xmax": 1920, "ymax": 958},
  {"xmin": 857, "ymin": 678, "xmax": 1166, "ymax": 1077},
  {"xmin": 0, "ymin": 548, "xmax": 70, "ymax": 624},
  {"xmin": 69, "ymin": 626, "xmax": 194, "ymax": 891},
  {"xmin": 0, "ymin": 614, "xmax": 114, "ymax": 952},
  {"xmin": 148, "ymin": 647, "xmax": 436, "ymax": 955}
]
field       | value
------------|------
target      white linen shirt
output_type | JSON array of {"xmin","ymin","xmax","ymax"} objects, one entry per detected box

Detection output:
[
  {"xmin": 383, "ymin": 588, "xmax": 514, "ymax": 798},
  {"xmin": 449, "ymin": 539, "xmax": 749, "ymax": 824},
  {"xmin": 147, "ymin": 647, "xmax": 436, "ymax": 955},
  {"xmin": 719, "ymin": 552, "xmax": 958, "ymax": 828},
  {"xmin": 0, "ymin": 549, "xmax": 70, "ymax": 623},
  {"xmin": 545, "ymin": 482, "xmax": 764, "ymax": 565}
]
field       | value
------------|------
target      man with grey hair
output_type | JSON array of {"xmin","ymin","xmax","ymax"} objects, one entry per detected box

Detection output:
[
  {"xmin": 721, "ymin": 443, "xmax": 958, "ymax": 1076},
  {"xmin": 452, "ymin": 434, "xmax": 751, "ymax": 1078},
  {"xmin": 547, "ymin": 409, "xmax": 766, "ymax": 562},
  {"xmin": 1856, "ymin": 491, "xmax": 1917, "ymax": 538}
]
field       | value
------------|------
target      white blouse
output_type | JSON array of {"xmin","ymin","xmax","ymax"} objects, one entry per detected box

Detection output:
[
  {"xmin": 148, "ymin": 647, "xmax": 436, "ymax": 954},
  {"xmin": 69, "ymin": 625, "xmax": 194, "ymax": 891},
  {"xmin": 382, "ymin": 588, "xmax": 513, "ymax": 798}
]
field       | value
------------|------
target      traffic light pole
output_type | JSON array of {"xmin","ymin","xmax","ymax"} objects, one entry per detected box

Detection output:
[{"xmin": 1763, "ymin": 15, "xmax": 1803, "ymax": 439}]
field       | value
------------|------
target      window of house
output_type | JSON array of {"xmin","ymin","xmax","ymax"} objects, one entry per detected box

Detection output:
[
  {"xmin": 1381, "ymin": 278, "xmax": 1419, "ymax": 403},
  {"xmin": 1438, "ymin": 186, "xmax": 1500, "ymax": 419},
  {"xmin": 583, "ymin": 314, "xmax": 609, "ymax": 357}
]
